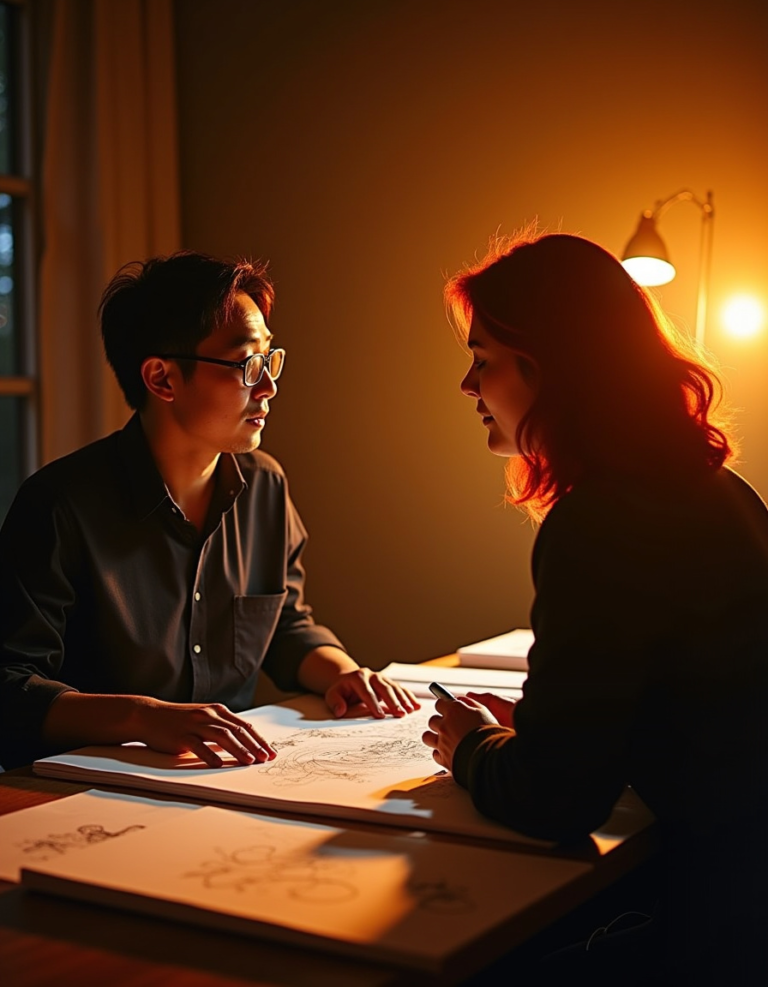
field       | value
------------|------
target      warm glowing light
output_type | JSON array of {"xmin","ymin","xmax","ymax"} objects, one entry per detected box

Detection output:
[
  {"xmin": 721, "ymin": 295, "xmax": 764, "ymax": 339},
  {"xmin": 621, "ymin": 256, "xmax": 676, "ymax": 287}
]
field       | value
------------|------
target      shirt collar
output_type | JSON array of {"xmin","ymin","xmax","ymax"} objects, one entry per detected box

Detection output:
[{"xmin": 118, "ymin": 414, "xmax": 246, "ymax": 521}]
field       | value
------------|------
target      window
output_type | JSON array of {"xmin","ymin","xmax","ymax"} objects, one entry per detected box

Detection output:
[{"xmin": 0, "ymin": 0, "xmax": 35, "ymax": 521}]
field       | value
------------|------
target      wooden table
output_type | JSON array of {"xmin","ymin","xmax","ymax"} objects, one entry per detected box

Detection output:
[{"xmin": 0, "ymin": 678, "xmax": 658, "ymax": 987}]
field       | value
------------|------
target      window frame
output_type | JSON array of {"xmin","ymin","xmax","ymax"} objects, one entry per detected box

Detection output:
[{"xmin": 0, "ymin": 0, "xmax": 38, "ymax": 496}]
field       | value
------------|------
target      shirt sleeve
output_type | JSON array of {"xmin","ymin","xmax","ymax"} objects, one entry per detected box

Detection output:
[
  {"xmin": 0, "ymin": 476, "xmax": 79, "ymax": 768},
  {"xmin": 259, "ymin": 489, "xmax": 346, "ymax": 693},
  {"xmin": 452, "ymin": 491, "xmax": 652, "ymax": 842}
]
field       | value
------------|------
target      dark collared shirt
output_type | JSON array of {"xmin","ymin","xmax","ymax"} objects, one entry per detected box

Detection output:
[{"xmin": 0, "ymin": 414, "xmax": 343, "ymax": 768}]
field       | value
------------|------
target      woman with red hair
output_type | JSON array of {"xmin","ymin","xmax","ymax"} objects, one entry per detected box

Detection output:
[{"xmin": 424, "ymin": 231, "xmax": 768, "ymax": 984}]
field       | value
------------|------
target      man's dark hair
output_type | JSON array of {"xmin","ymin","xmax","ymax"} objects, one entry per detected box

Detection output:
[{"xmin": 99, "ymin": 250, "xmax": 275, "ymax": 410}]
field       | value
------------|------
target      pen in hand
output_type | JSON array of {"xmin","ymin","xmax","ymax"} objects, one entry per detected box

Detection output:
[{"xmin": 429, "ymin": 682, "xmax": 457, "ymax": 702}]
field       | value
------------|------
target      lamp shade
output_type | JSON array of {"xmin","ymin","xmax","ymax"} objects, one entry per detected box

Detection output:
[{"xmin": 621, "ymin": 214, "xmax": 676, "ymax": 286}]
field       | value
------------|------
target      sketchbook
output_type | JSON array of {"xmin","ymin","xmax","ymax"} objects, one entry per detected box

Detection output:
[
  {"xmin": 0, "ymin": 789, "xmax": 198, "ymax": 882},
  {"xmin": 34, "ymin": 696, "xmax": 549, "ymax": 847},
  {"xmin": 21, "ymin": 803, "xmax": 592, "ymax": 973},
  {"xmin": 456, "ymin": 628, "xmax": 535, "ymax": 670}
]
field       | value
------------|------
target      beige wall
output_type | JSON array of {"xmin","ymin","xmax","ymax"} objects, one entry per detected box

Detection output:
[{"xmin": 174, "ymin": 0, "xmax": 768, "ymax": 669}]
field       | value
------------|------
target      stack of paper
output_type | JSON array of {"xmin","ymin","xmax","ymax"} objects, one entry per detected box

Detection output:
[
  {"xmin": 380, "ymin": 662, "xmax": 526, "ymax": 700},
  {"xmin": 457, "ymin": 629, "xmax": 534, "ymax": 670}
]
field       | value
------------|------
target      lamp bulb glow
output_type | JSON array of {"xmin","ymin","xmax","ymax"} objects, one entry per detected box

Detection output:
[
  {"xmin": 621, "ymin": 256, "xmax": 676, "ymax": 287},
  {"xmin": 721, "ymin": 295, "xmax": 764, "ymax": 339}
]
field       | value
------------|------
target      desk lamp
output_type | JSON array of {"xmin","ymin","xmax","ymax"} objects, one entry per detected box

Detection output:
[{"xmin": 621, "ymin": 189, "xmax": 714, "ymax": 345}]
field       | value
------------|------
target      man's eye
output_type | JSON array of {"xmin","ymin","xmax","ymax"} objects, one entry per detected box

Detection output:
[{"xmin": 473, "ymin": 360, "xmax": 486, "ymax": 370}]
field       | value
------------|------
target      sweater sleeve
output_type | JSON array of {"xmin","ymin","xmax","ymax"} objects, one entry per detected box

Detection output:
[{"xmin": 453, "ymin": 489, "xmax": 653, "ymax": 842}]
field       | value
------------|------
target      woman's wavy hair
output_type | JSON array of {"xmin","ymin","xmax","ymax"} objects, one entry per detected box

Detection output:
[{"xmin": 446, "ymin": 229, "xmax": 734, "ymax": 520}]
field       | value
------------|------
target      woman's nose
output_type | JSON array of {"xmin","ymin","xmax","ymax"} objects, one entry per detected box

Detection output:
[{"xmin": 460, "ymin": 366, "xmax": 479, "ymax": 397}]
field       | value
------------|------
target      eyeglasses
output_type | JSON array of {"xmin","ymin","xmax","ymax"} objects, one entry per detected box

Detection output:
[{"xmin": 156, "ymin": 348, "xmax": 286, "ymax": 387}]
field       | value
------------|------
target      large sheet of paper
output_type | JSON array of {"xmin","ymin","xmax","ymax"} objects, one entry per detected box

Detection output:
[
  {"xmin": 34, "ymin": 696, "xmax": 551, "ymax": 846},
  {"xmin": 0, "ymin": 789, "xmax": 197, "ymax": 882},
  {"xmin": 21, "ymin": 804, "xmax": 592, "ymax": 973}
]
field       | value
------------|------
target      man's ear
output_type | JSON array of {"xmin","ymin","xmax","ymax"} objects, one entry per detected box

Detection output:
[{"xmin": 141, "ymin": 357, "xmax": 177, "ymax": 403}]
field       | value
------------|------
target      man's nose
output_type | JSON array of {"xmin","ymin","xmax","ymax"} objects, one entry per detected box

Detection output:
[{"xmin": 253, "ymin": 371, "xmax": 278, "ymax": 398}]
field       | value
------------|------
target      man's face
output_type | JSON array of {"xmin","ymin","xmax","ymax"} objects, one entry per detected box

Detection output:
[{"xmin": 170, "ymin": 292, "xmax": 277, "ymax": 457}]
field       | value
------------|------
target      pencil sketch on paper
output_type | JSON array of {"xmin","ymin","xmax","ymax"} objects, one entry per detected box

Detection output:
[
  {"xmin": 264, "ymin": 719, "xmax": 432, "ymax": 787},
  {"xmin": 185, "ymin": 841, "xmax": 358, "ymax": 903},
  {"xmin": 17, "ymin": 823, "xmax": 146, "ymax": 862},
  {"xmin": 408, "ymin": 879, "xmax": 474, "ymax": 914},
  {"xmin": 184, "ymin": 838, "xmax": 474, "ymax": 915}
]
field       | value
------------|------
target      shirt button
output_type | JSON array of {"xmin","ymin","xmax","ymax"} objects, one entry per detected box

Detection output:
[
  {"xmin": 193, "ymin": 644, "xmax": 202, "ymax": 654},
  {"xmin": 194, "ymin": 592, "xmax": 201, "ymax": 602}
]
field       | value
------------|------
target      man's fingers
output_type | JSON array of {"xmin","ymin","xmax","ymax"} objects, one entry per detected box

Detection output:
[
  {"xmin": 214, "ymin": 707, "xmax": 277, "ymax": 759},
  {"xmin": 208, "ymin": 724, "xmax": 278, "ymax": 765},
  {"xmin": 342, "ymin": 674, "xmax": 385, "ymax": 718},
  {"xmin": 186, "ymin": 736, "xmax": 225, "ymax": 768},
  {"xmin": 234, "ymin": 720, "xmax": 277, "ymax": 759},
  {"xmin": 370, "ymin": 678, "xmax": 408, "ymax": 716},
  {"xmin": 326, "ymin": 671, "xmax": 421, "ymax": 719},
  {"xmin": 380, "ymin": 680, "xmax": 421, "ymax": 713}
]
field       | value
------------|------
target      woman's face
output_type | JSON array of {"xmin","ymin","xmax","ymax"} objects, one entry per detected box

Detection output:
[{"xmin": 460, "ymin": 316, "xmax": 537, "ymax": 457}]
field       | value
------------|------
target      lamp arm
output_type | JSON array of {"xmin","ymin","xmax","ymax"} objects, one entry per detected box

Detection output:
[
  {"xmin": 641, "ymin": 190, "xmax": 714, "ymax": 346},
  {"xmin": 651, "ymin": 189, "xmax": 714, "ymax": 222}
]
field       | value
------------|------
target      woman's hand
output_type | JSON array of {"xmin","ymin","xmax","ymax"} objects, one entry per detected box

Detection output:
[
  {"xmin": 325, "ymin": 667, "xmax": 421, "ymax": 719},
  {"xmin": 422, "ymin": 696, "xmax": 499, "ymax": 771},
  {"xmin": 465, "ymin": 691, "xmax": 517, "ymax": 729}
]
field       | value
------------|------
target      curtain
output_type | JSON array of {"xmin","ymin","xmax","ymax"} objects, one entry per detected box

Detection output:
[{"xmin": 38, "ymin": 0, "xmax": 181, "ymax": 464}]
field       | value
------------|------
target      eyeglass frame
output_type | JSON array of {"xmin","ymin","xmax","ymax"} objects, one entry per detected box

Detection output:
[{"xmin": 155, "ymin": 348, "xmax": 286, "ymax": 387}]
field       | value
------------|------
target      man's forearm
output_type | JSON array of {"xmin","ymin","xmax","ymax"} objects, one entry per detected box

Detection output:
[
  {"xmin": 40, "ymin": 691, "xmax": 278, "ymax": 767},
  {"xmin": 41, "ymin": 691, "xmax": 155, "ymax": 749},
  {"xmin": 296, "ymin": 645, "xmax": 360, "ymax": 695}
]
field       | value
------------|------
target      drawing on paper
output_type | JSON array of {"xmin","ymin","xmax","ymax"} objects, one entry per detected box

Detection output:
[
  {"xmin": 185, "ymin": 841, "xmax": 358, "ymax": 903},
  {"xmin": 264, "ymin": 719, "xmax": 432, "ymax": 787},
  {"xmin": 409, "ymin": 878, "xmax": 474, "ymax": 914},
  {"xmin": 18, "ymin": 823, "xmax": 146, "ymax": 862}
]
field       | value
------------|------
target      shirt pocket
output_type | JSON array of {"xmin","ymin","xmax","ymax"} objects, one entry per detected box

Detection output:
[{"xmin": 232, "ymin": 592, "xmax": 287, "ymax": 678}]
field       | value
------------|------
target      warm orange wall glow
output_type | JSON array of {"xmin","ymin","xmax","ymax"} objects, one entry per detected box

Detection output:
[{"xmin": 174, "ymin": 0, "xmax": 768, "ymax": 669}]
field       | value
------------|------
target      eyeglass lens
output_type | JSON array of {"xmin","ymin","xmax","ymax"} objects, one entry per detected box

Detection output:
[{"xmin": 244, "ymin": 349, "xmax": 284, "ymax": 385}]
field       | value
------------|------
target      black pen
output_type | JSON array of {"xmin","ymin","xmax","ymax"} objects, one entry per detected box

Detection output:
[{"xmin": 429, "ymin": 681, "xmax": 457, "ymax": 702}]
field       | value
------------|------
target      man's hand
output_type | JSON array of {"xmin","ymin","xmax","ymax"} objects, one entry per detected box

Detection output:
[
  {"xmin": 42, "ymin": 691, "xmax": 276, "ymax": 768},
  {"xmin": 324, "ymin": 667, "xmax": 421, "ymax": 719},
  {"xmin": 297, "ymin": 646, "xmax": 420, "ymax": 719},
  {"xmin": 422, "ymin": 695, "xmax": 499, "ymax": 770},
  {"xmin": 131, "ymin": 697, "xmax": 277, "ymax": 767}
]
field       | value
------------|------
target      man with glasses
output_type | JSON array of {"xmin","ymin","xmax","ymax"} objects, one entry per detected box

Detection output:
[{"xmin": 0, "ymin": 251, "xmax": 418, "ymax": 770}]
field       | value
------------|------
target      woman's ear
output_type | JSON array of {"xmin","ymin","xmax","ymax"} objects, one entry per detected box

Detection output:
[
  {"xmin": 141, "ymin": 357, "xmax": 176, "ymax": 403},
  {"xmin": 517, "ymin": 354, "xmax": 540, "ymax": 389}
]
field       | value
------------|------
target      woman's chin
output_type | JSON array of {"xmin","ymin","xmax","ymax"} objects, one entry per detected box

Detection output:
[{"xmin": 487, "ymin": 435, "xmax": 518, "ymax": 458}]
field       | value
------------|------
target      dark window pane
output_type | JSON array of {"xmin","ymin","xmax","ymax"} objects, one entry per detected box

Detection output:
[
  {"xmin": 0, "ymin": 3, "xmax": 15, "ymax": 174},
  {"xmin": 0, "ymin": 192, "xmax": 17, "ymax": 374},
  {"xmin": 0, "ymin": 395, "xmax": 21, "ymax": 520}
]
